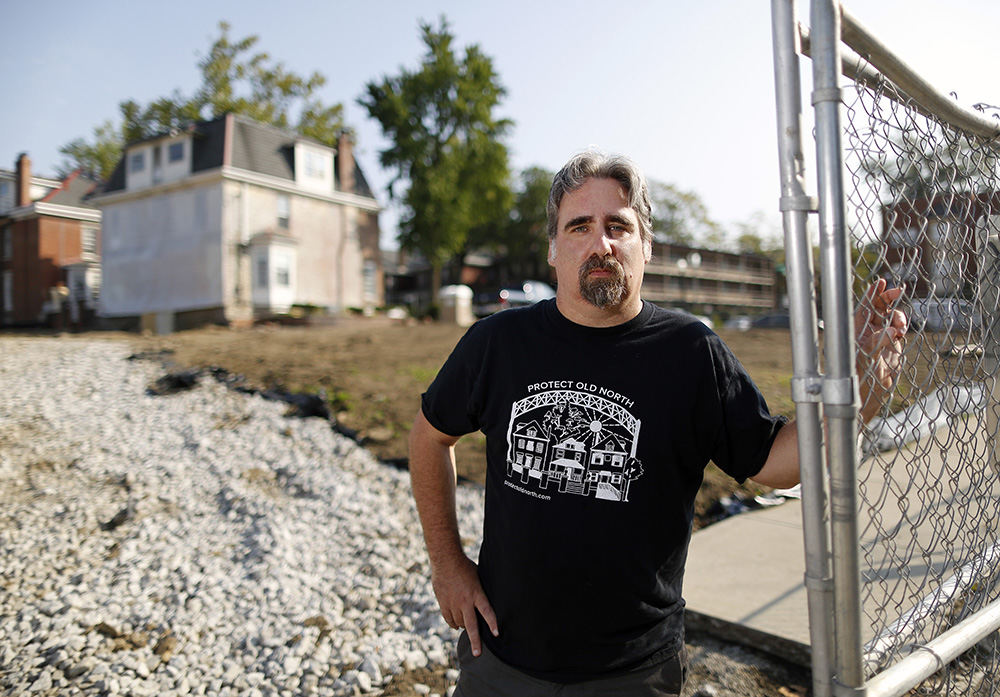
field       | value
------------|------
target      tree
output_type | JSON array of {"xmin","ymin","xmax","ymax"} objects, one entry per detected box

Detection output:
[
  {"xmin": 359, "ymin": 17, "xmax": 513, "ymax": 302},
  {"xmin": 861, "ymin": 124, "xmax": 1000, "ymax": 202},
  {"xmin": 733, "ymin": 211, "xmax": 782, "ymax": 255},
  {"xmin": 649, "ymin": 181, "xmax": 726, "ymax": 249},
  {"xmin": 488, "ymin": 166, "xmax": 553, "ymax": 283},
  {"xmin": 60, "ymin": 22, "xmax": 345, "ymax": 180},
  {"xmin": 58, "ymin": 120, "xmax": 123, "ymax": 179},
  {"xmin": 621, "ymin": 457, "xmax": 644, "ymax": 502}
]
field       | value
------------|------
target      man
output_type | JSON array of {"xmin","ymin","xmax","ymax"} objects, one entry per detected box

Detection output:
[{"xmin": 409, "ymin": 151, "xmax": 906, "ymax": 696}]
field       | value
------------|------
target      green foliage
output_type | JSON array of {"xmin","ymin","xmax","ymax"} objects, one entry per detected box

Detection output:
[
  {"xmin": 479, "ymin": 166, "xmax": 553, "ymax": 282},
  {"xmin": 60, "ymin": 21, "xmax": 346, "ymax": 180},
  {"xmin": 649, "ymin": 181, "xmax": 725, "ymax": 248},
  {"xmin": 58, "ymin": 120, "xmax": 123, "ymax": 180},
  {"xmin": 733, "ymin": 210, "xmax": 782, "ymax": 255},
  {"xmin": 359, "ymin": 17, "xmax": 513, "ymax": 289}
]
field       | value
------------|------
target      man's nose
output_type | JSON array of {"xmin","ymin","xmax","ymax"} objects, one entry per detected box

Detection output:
[{"xmin": 587, "ymin": 230, "xmax": 614, "ymax": 256}]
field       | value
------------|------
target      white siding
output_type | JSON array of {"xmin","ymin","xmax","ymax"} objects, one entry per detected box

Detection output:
[{"xmin": 100, "ymin": 183, "xmax": 224, "ymax": 315}]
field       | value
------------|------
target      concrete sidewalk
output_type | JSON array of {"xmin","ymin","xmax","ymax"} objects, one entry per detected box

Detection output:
[
  {"xmin": 683, "ymin": 420, "xmax": 1000, "ymax": 669},
  {"xmin": 684, "ymin": 497, "xmax": 812, "ymax": 666}
]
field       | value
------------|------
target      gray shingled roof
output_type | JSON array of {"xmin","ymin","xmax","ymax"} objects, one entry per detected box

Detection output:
[
  {"xmin": 41, "ymin": 172, "xmax": 100, "ymax": 208},
  {"xmin": 229, "ymin": 116, "xmax": 295, "ymax": 179},
  {"xmin": 101, "ymin": 114, "xmax": 375, "ymax": 200}
]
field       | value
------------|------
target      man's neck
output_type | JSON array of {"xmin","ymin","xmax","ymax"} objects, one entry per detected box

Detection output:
[{"xmin": 555, "ymin": 294, "xmax": 644, "ymax": 328}]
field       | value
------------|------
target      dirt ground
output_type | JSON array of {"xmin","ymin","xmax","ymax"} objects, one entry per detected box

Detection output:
[
  {"xmin": 49, "ymin": 317, "xmax": 806, "ymax": 695},
  {"xmin": 128, "ymin": 317, "xmax": 796, "ymax": 532}
]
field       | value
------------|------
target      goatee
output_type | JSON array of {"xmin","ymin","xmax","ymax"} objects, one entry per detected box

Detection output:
[{"xmin": 579, "ymin": 255, "xmax": 628, "ymax": 309}]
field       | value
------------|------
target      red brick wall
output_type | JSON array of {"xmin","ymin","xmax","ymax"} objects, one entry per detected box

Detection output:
[{"xmin": 5, "ymin": 215, "xmax": 85, "ymax": 324}]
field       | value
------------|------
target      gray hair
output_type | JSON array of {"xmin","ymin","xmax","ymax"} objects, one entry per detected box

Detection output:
[{"xmin": 546, "ymin": 150, "xmax": 654, "ymax": 245}]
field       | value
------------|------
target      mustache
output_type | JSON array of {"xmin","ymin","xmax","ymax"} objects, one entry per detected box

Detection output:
[{"xmin": 580, "ymin": 255, "xmax": 624, "ymax": 277}]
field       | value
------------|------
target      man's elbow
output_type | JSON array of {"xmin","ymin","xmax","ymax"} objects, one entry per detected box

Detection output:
[{"xmin": 750, "ymin": 470, "xmax": 801, "ymax": 490}]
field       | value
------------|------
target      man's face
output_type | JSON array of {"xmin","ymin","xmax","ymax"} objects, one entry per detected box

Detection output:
[{"xmin": 549, "ymin": 177, "xmax": 650, "ymax": 312}]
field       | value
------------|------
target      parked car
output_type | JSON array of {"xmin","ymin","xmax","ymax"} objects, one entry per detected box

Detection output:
[
  {"xmin": 723, "ymin": 315, "xmax": 753, "ymax": 331},
  {"xmin": 474, "ymin": 280, "xmax": 556, "ymax": 317},
  {"xmin": 908, "ymin": 297, "xmax": 982, "ymax": 332},
  {"xmin": 751, "ymin": 313, "xmax": 791, "ymax": 329}
]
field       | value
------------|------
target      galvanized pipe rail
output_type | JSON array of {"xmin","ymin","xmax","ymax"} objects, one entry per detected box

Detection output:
[
  {"xmin": 799, "ymin": 8, "xmax": 1000, "ymax": 143},
  {"xmin": 770, "ymin": 2, "xmax": 834, "ymax": 696},
  {"xmin": 808, "ymin": 2, "xmax": 867, "ymax": 694}
]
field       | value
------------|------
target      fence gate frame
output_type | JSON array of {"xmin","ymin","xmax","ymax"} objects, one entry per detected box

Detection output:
[{"xmin": 770, "ymin": 2, "xmax": 1000, "ymax": 697}]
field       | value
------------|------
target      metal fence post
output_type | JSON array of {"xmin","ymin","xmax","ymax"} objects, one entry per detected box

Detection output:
[
  {"xmin": 770, "ymin": 2, "xmax": 835, "ymax": 696},
  {"xmin": 981, "ymin": 215, "xmax": 1000, "ymax": 474},
  {"xmin": 809, "ymin": 0, "xmax": 866, "ymax": 692}
]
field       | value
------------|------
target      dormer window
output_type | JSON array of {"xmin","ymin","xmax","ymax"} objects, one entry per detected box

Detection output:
[
  {"xmin": 305, "ymin": 151, "xmax": 325, "ymax": 178},
  {"xmin": 294, "ymin": 143, "xmax": 333, "ymax": 193}
]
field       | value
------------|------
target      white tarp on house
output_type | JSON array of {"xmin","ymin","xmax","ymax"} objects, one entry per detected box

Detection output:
[{"xmin": 100, "ymin": 185, "xmax": 224, "ymax": 316}]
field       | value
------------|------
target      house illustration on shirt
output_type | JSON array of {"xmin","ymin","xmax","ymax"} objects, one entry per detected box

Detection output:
[
  {"xmin": 505, "ymin": 387, "xmax": 643, "ymax": 502},
  {"xmin": 511, "ymin": 420, "xmax": 549, "ymax": 473}
]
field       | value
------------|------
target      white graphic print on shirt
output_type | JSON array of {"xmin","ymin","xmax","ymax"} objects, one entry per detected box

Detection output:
[{"xmin": 504, "ymin": 386, "xmax": 643, "ymax": 502}]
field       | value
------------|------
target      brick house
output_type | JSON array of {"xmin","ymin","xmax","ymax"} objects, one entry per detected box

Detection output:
[
  {"xmin": 0, "ymin": 154, "xmax": 102, "ymax": 327},
  {"xmin": 880, "ymin": 193, "xmax": 1000, "ymax": 299},
  {"xmin": 91, "ymin": 114, "xmax": 382, "ymax": 331}
]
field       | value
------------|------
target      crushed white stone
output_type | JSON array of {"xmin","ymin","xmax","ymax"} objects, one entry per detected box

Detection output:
[{"xmin": 0, "ymin": 338, "xmax": 483, "ymax": 696}]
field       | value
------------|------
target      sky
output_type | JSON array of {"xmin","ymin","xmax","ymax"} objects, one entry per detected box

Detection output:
[{"xmin": 4, "ymin": 0, "xmax": 1000, "ymax": 247}]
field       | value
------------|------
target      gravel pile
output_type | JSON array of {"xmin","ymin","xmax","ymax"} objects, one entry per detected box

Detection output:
[{"xmin": 0, "ymin": 338, "xmax": 483, "ymax": 696}]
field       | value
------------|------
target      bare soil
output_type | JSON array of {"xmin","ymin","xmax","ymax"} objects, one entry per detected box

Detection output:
[
  {"xmin": 117, "ymin": 317, "xmax": 805, "ymax": 695},
  {"xmin": 128, "ymin": 318, "xmax": 796, "ymax": 532}
]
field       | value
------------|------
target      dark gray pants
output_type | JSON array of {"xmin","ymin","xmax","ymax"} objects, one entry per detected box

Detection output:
[{"xmin": 453, "ymin": 632, "xmax": 688, "ymax": 697}]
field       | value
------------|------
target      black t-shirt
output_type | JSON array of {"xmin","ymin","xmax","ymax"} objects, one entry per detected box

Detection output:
[{"xmin": 421, "ymin": 299, "xmax": 786, "ymax": 682}]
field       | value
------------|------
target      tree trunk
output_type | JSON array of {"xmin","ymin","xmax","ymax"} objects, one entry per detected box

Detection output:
[{"xmin": 430, "ymin": 261, "xmax": 442, "ymax": 311}]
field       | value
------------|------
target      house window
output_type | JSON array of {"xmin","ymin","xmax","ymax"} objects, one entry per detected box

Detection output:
[
  {"xmin": 168, "ymin": 142, "xmax": 184, "ymax": 163},
  {"xmin": 277, "ymin": 195, "xmax": 290, "ymax": 229},
  {"xmin": 257, "ymin": 257, "xmax": 268, "ymax": 287},
  {"xmin": 129, "ymin": 152, "xmax": 145, "ymax": 172},
  {"xmin": 81, "ymin": 226, "xmax": 97, "ymax": 255},
  {"xmin": 305, "ymin": 151, "xmax": 326, "ymax": 178},
  {"xmin": 275, "ymin": 253, "xmax": 291, "ymax": 287}
]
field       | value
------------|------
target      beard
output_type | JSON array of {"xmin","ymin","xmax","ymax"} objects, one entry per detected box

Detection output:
[{"xmin": 579, "ymin": 255, "xmax": 628, "ymax": 309}]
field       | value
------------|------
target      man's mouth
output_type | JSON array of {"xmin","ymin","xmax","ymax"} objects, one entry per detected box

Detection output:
[{"xmin": 581, "ymin": 256, "xmax": 622, "ymax": 278}]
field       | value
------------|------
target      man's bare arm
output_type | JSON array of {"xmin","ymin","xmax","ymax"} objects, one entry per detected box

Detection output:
[
  {"xmin": 752, "ymin": 280, "xmax": 908, "ymax": 489},
  {"xmin": 408, "ymin": 410, "xmax": 498, "ymax": 657}
]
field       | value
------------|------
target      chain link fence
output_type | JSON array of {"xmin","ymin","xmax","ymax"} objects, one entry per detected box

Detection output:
[
  {"xmin": 848, "ymin": 55, "xmax": 1000, "ymax": 695},
  {"xmin": 774, "ymin": 2, "xmax": 1000, "ymax": 695}
]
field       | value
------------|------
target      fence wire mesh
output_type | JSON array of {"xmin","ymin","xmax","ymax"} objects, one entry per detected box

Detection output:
[{"xmin": 838, "ymin": 48, "xmax": 1000, "ymax": 695}]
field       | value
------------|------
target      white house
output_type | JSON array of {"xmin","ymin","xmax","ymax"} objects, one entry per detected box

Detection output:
[{"xmin": 92, "ymin": 114, "xmax": 382, "ymax": 330}]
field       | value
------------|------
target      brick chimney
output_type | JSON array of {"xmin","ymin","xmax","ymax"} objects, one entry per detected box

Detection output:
[
  {"xmin": 15, "ymin": 153, "xmax": 31, "ymax": 207},
  {"xmin": 337, "ymin": 131, "xmax": 355, "ymax": 194}
]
